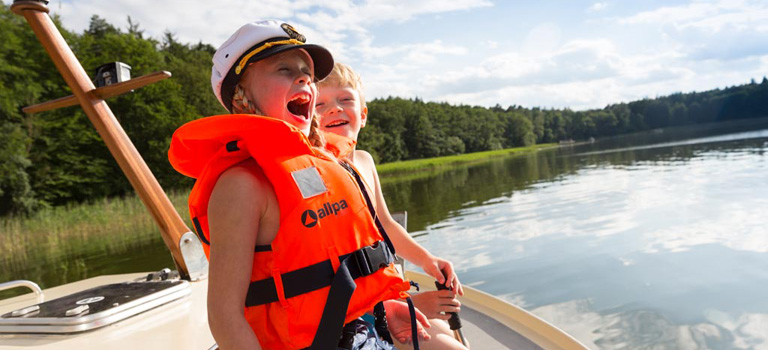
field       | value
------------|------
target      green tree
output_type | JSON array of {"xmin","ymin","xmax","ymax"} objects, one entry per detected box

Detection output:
[
  {"xmin": 670, "ymin": 103, "xmax": 688, "ymax": 125},
  {"xmin": 505, "ymin": 113, "xmax": 535, "ymax": 147},
  {"xmin": 404, "ymin": 113, "xmax": 440, "ymax": 159},
  {"xmin": 644, "ymin": 100, "xmax": 672, "ymax": 128},
  {"xmin": 0, "ymin": 123, "xmax": 37, "ymax": 215},
  {"xmin": 161, "ymin": 32, "xmax": 223, "ymax": 117},
  {"xmin": 591, "ymin": 110, "xmax": 619, "ymax": 136},
  {"xmin": 0, "ymin": 4, "xmax": 67, "ymax": 213}
]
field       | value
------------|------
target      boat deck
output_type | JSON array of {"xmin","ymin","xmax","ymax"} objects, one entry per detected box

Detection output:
[
  {"xmin": 1, "ymin": 272, "xmax": 580, "ymax": 349},
  {"xmin": 0, "ymin": 273, "xmax": 214, "ymax": 349},
  {"xmin": 461, "ymin": 303, "xmax": 541, "ymax": 349},
  {"xmin": 406, "ymin": 270, "xmax": 585, "ymax": 350}
]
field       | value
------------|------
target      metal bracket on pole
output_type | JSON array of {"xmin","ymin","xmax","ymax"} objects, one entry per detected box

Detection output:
[{"xmin": 179, "ymin": 232, "xmax": 209, "ymax": 281}]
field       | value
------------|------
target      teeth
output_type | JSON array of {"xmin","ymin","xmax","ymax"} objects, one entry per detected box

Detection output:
[
  {"xmin": 291, "ymin": 94, "xmax": 310, "ymax": 104},
  {"xmin": 325, "ymin": 120, "xmax": 348, "ymax": 127}
]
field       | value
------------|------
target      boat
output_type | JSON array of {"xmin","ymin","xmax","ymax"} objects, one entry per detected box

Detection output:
[{"xmin": 0, "ymin": 1, "xmax": 589, "ymax": 349}]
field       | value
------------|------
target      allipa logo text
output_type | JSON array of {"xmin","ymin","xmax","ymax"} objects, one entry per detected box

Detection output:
[{"xmin": 301, "ymin": 200, "xmax": 348, "ymax": 228}]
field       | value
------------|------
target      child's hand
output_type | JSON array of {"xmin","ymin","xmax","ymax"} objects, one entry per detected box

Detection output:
[
  {"xmin": 419, "ymin": 256, "xmax": 464, "ymax": 296},
  {"xmin": 410, "ymin": 290, "xmax": 461, "ymax": 320},
  {"xmin": 384, "ymin": 299, "xmax": 431, "ymax": 344}
]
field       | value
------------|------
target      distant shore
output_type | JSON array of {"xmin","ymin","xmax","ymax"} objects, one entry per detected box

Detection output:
[{"xmin": 376, "ymin": 144, "xmax": 557, "ymax": 176}]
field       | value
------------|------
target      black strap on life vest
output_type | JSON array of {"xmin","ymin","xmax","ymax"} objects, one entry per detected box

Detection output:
[
  {"xmin": 191, "ymin": 217, "xmax": 211, "ymax": 245},
  {"xmin": 192, "ymin": 216, "xmax": 271, "ymax": 253},
  {"xmin": 308, "ymin": 254, "xmax": 359, "ymax": 349},
  {"xmin": 406, "ymin": 296, "xmax": 420, "ymax": 350},
  {"xmin": 244, "ymin": 240, "xmax": 394, "ymax": 306},
  {"xmin": 373, "ymin": 301, "xmax": 394, "ymax": 344},
  {"xmin": 339, "ymin": 161, "xmax": 397, "ymax": 257}
]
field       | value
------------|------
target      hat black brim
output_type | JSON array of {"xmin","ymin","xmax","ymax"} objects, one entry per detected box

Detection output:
[{"xmin": 221, "ymin": 42, "xmax": 334, "ymax": 112}]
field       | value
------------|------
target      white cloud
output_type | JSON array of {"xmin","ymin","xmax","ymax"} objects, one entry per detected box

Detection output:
[
  {"xmin": 483, "ymin": 40, "xmax": 499, "ymax": 49},
  {"xmin": 50, "ymin": 0, "xmax": 299, "ymax": 46},
  {"xmin": 367, "ymin": 0, "xmax": 768, "ymax": 110},
  {"xmin": 393, "ymin": 38, "xmax": 692, "ymax": 109},
  {"xmin": 433, "ymin": 80, "xmax": 617, "ymax": 111},
  {"xmin": 588, "ymin": 2, "xmax": 609, "ymax": 13},
  {"xmin": 522, "ymin": 22, "xmax": 562, "ymax": 55},
  {"xmin": 36, "ymin": 0, "xmax": 491, "ymax": 52},
  {"xmin": 423, "ymin": 40, "xmax": 618, "ymax": 87},
  {"xmin": 5, "ymin": 0, "xmax": 766, "ymax": 111},
  {"xmin": 619, "ymin": 0, "xmax": 768, "ymax": 34},
  {"xmin": 351, "ymin": 0, "xmax": 492, "ymax": 23},
  {"xmin": 360, "ymin": 40, "xmax": 467, "ymax": 62}
]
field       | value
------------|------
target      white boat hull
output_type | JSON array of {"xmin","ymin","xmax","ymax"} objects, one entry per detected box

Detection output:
[{"xmin": 0, "ymin": 273, "xmax": 214, "ymax": 349}]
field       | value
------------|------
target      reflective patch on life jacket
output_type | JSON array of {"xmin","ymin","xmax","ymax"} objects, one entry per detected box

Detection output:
[{"xmin": 292, "ymin": 166, "xmax": 327, "ymax": 198}]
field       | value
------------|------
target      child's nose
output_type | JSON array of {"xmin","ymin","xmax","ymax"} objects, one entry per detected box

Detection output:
[{"xmin": 295, "ymin": 72, "xmax": 311, "ymax": 85}]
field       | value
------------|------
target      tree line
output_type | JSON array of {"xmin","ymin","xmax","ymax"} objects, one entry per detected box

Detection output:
[
  {"xmin": 359, "ymin": 79, "xmax": 768, "ymax": 164},
  {"xmin": 2, "ymin": 6, "xmax": 767, "ymax": 216}
]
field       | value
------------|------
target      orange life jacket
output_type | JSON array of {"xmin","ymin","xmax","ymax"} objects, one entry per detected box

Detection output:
[{"xmin": 168, "ymin": 114, "xmax": 410, "ymax": 349}]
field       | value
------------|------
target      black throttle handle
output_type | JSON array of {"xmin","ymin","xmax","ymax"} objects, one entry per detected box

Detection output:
[{"xmin": 434, "ymin": 281, "xmax": 462, "ymax": 330}]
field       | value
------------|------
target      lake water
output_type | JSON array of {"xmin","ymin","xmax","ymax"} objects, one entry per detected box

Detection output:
[
  {"xmin": 389, "ymin": 119, "xmax": 768, "ymax": 349},
  {"xmin": 3, "ymin": 118, "xmax": 768, "ymax": 349}
]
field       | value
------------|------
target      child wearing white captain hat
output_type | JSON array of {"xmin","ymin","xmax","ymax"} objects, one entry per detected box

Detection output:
[{"xmin": 193, "ymin": 20, "xmax": 434, "ymax": 350}]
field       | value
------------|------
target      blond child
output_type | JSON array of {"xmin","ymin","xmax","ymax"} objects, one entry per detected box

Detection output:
[
  {"xmin": 316, "ymin": 62, "xmax": 469, "ymax": 350},
  {"xmin": 168, "ymin": 20, "xmax": 461, "ymax": 350}
]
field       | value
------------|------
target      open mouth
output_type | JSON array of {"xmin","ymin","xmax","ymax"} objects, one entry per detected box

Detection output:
[
  {"xmin": 287, "ymin": 94, "xmax": 311, "ymax": 120},
  {"xmin": 324, "ymin": 119, "xmax": 349, "ymax": 128}
]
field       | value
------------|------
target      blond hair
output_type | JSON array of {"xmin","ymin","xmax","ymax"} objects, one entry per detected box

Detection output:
[
  {"xmin": 317, "ymin": 62, "xmax": 366, "ymax": 106},
  {"xmin": 231, "ymin": 84, "xmax": 325, "ymax": 148},
  {"xmin": 231, "ymin": 84, "xmax": 262, "ymax": 115}
]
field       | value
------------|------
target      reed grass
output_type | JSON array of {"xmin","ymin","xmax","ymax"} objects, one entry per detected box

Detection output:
[{"xmin": 0, "ymin": 189, "xmax": 191, "ymax": 275}]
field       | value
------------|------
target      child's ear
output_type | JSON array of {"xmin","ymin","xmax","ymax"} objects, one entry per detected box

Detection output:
[{"xmin": 361, "ymin": 106, "xmax": 368, "ymax": 128}]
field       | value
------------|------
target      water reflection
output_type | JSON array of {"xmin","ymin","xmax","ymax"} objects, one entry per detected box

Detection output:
[
  {"xmin": 388, "ymin": 121, "xmax": 768, "ymax": 350},
  {"xmin": 0, "ymin": 238, "xmax": 173, "ymax": 300},
  {"xmin": 574, "ymin": 129, "xmax": 768, "ymax": 158},
  {"xmin": 381, "ymin": 151, "xmax": 584, "ymax": 232}
]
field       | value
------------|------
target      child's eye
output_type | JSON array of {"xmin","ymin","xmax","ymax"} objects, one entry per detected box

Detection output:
[{"xmin": 316, "ymin": 102, "xmax": 325, "ymax": 107}]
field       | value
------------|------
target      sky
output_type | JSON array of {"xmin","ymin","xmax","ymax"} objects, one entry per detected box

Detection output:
[{"xmin": 7, "ymin": 0, "xmax": 768, "ymax": 111}]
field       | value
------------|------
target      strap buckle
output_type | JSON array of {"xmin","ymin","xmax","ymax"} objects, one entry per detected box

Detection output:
[{"xmin": 353, "ymin": 241, "xmax": 391, "ymax": 277}]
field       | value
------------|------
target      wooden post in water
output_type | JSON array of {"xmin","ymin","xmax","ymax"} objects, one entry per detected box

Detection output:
[{"xmin": 11, "ymin": 1, "xmax": 195, "ymax": 279}]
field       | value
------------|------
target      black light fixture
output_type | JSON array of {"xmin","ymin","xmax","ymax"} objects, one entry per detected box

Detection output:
[
  {"xmin": 13, "ymin": 0, "xmax": 49, "ymax": 4},
  {"xmin": 93, "ymin": 62, "xmax": 132, "ymax": 88}
]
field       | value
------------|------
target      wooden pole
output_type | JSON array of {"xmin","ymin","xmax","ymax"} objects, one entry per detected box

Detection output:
[{"xmin": 11, "ymin": 1, "xmax": 192, "ymax": 278}]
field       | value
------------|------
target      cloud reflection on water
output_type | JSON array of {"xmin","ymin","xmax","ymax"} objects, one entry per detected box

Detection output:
[
  {"xmin": 410, "ymin": 132, "xmax": 768, "ymax": 349},
  {"xmin": 533, "ymin": 300, "xmax": 768, "ymax": 350}
]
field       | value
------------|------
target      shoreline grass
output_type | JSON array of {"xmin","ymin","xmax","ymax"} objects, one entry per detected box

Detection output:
[
  {"xmin": 1, "ymin": 189, "xmax": 191, "ymax": 278},
  {"xmin": 376, "ymin": 143, "xmax": 556, "ymax": 177}
]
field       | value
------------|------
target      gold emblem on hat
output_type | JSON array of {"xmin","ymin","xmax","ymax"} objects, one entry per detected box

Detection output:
[{"xmin": 281, "ymin": 23, "xmax": 306, "ymax": 43}]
